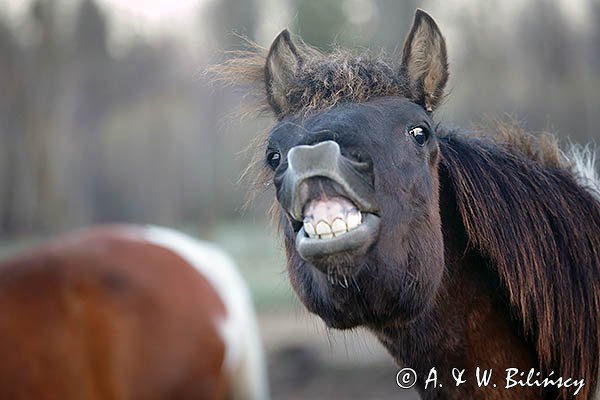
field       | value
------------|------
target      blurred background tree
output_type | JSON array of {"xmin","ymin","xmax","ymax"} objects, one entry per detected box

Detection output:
[{"xmin": 0, "ymin": 0, "xmax": 597, "ymax": 239}]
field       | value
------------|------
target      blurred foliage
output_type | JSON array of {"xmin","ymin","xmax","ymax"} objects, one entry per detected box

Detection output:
[
  {"xmin": 0, "ymin": 0, "xmax": 598, "ymax": 239},
  {"xmin": 293, "ymin": 0, "xmax": 347, "ymax": 49},
  {"xmin": 292, "ymin": 0, "xmax": 420, "ymax": 49},
  {"xmin": 204, "ymin": 0, "xmax": 258, "ymax": 47}
]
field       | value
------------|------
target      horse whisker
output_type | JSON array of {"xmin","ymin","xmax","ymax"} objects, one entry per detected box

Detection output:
[{"xmin": 338, "ymin": 274, "xmax": 349, "ymax": 289}]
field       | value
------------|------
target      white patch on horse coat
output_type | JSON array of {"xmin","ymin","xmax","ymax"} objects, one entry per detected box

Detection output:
[
  {"xmin": 138, "ymin": 226, "xmax": 269, "ymax": 400},
  {"xmin": 565, "ymin": 144, "xmax": 600, "ymax": 201}
]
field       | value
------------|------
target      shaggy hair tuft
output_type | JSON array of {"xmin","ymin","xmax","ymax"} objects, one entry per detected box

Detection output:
[{"xmin": 209, "ymin": 43, "xmax": 413, "ymax": 117}]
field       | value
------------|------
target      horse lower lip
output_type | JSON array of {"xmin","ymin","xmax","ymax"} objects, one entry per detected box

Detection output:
[{"xmin": 295, "ymin": 213, "xmax": 381, "ymax": 262}]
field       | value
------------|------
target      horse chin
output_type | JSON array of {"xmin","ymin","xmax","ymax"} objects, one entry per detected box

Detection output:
[
  {"xmin": 294, "ymin": 212, "xmax": 381, "ymax": 273},
  {"xmin": 288, "ymin": 237, "xmax": 440, "ymax": 331}
]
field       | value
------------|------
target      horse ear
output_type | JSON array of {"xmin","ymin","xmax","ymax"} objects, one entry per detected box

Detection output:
[
  {"xmin": 401, "ymin": 9, "xmax": 448, "ymax": 112},
  {"xmin": 265, "ymin": 29, "xmax": 303, "ymax": 117}
]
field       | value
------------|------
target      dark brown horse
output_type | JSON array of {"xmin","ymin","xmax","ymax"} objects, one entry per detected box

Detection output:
[
  {"xmin": 214, "ymin": 9, "xmax": 600, "ymax": 400},
  {"xmin": 0, "ymin": 224, "xmax": 268, "ymax": 400}
]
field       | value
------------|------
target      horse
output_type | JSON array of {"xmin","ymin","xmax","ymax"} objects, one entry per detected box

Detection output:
[
  {"xmin": 213, "ymin": 9, "xmax": 600, "ymax": 400},
  {"xmin": 0, "ymin": 224, "xmax": 269, "ymax": 400}
]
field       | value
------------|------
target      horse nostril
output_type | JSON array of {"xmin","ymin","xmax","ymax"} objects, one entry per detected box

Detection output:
[
  {"xmin": 341, "ymin": 148, "xmax": 367, "ymax": 164},
  {"xmin": 343, "ymin": 152, "xmax": 373, "ymax": 180}
]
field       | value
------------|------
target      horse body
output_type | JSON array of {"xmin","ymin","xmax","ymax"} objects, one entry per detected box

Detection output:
[
  {"xmin": 214, "ymin": 8, "xmax": 600, "ymax": 400},
  {"xmin": 0, "ymin": 225, "xmax": 268, "ymax": 400}
]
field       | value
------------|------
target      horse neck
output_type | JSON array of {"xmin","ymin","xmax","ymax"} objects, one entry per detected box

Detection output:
[{"xmin": 371, "ymin": 178, "xmax": 550, "ymax": 400}]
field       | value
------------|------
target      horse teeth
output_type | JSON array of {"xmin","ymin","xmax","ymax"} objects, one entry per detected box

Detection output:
[
  {"xmin": 304, "ymin": 222, "xmax": 316, "ymax": 236},
  {"xmin": 347, "ymin": 212, "xmax": 362, "ymax": 230},
  {"xmin": 331, "ymin": 219, "xmax": 347, "ymax": 234},
  {"xmin": 302, "ymin": 208, "xmax": 363, "ymax": 240},
  {"xmin": 333, "ymin": 229, "xmax": 347, "ymax": 238},
  {"xmin": 316, "ymin": 221, "xmax": 332, "ymax": 236}
]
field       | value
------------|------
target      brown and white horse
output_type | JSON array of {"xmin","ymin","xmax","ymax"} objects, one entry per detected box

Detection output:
[{"xmin": 0, "ymin": 224, "xmax": 269, "ymax": 400}]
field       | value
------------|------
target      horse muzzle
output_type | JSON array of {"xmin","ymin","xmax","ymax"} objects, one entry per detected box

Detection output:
[{"xmin": 275, "ymin": 140, "xmax": 381, "ymax": 264}]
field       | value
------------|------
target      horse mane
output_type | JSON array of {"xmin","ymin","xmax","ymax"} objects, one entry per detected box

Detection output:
[
  {"xmin": 439, "ymin": 126, "xmax": 600, "ymax": 399},
  {"xmin": 207, "ymin": 41, "xmax": 412, "ymax": 117}
]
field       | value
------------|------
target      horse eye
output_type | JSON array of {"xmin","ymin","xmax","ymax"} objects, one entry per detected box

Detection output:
[
  {"xmin": 266, "ymin": 151, "xmax": 281, "ymax": 169},
  {"xmin": 409, "ymin": 126, "xmax": 429, "ymax": 146}
]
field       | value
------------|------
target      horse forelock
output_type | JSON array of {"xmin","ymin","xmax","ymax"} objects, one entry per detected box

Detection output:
[
  {"xmin": 285, "ymin": 51, "xmax": 411, "ymax": 115},
  {"xmin": 208, "ymin": 44, "xmax": 413, "ymax": 117},
  {"xmin": 439, "ymin": 128, "xmax": 600, "ymax": 399}
]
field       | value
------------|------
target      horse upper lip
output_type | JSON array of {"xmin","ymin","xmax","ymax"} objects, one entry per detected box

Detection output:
[{"xmin": 277, "ymin": 140, "xmax": 379, "ymax": 221}]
